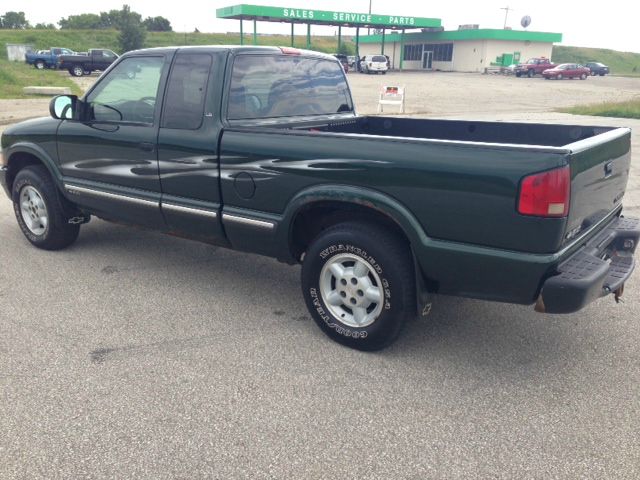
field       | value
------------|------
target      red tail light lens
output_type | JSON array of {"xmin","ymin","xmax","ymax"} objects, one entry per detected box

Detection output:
[{"xmin": 518, "ymin": 166, "xmax": 570, "ymax": 217}]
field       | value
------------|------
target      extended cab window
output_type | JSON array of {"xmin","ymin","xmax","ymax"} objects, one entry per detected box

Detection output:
[
  {"xmin": 86, "ymin": 56, "xmax": 164, "ymax": 124},
  {"xmin": 162, "ymin": 53, "xmax": 213, "ymax": 130},
  {"xmin": 228, "ymin": 55, "xmax": 353, "ymax": 120}
]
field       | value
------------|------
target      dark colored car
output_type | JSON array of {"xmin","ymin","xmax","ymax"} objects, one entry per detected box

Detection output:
[
  {"xmin": 58, "ymin": 49, "xmax": 119, "ymax": 77},
  {"xmin": 333, "ymin": 54, "xmax": 349, "ymax": 72},
  {"xmin": 542, "ymin": 63, "xmax": 591, "ymax": 80},
  {"xmin": 515, "ymin": 57, "xmax": 556, "ymax": 77},
  {"xmin": 586, "ymin": 62, "xmax": 610, "ymax": 76},
  {"xmin": 1, "ymin": 46, "xmax": 638, "ymax": 351}
]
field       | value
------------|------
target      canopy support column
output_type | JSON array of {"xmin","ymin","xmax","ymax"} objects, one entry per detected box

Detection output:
[
  {"xmin": 338, "ymin": 26, "xmax": 342, "ymax": 51},
  {"xmin": 381, "ymin": 29, "xmax": 386, "ymax": 55},
  {"xmin": 290, "ymin": 23, "xmax": 294, "ymax": 47},
  {"xmin": 253, "ymin": 20, "xmax": 257, "ymax": 45},
  {"xmin": 306, "ymin": 24, "xmax": 311, "ymax": 49},
  {"xmin": 239, "ymin": 20, "xmax": 244, "ymax": 46},
  {"xmin": 355, "ymin": 27, "xmax": 360, "ymax": 62},
  {"xmin": 399, "ymin": 29, "xmax": 405, "ymax": 70}
]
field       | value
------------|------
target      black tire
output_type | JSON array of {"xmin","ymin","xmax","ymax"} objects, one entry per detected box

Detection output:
[
  {"xmin": 590, "ymin": 71, "xmax": 596, "ymax": 76},
  {"xmin": 83, "ymin": 69, "xmax": 91, "ymax": 76},
  {"xmin": 301, "ymin": 222, "xmax": 415, "ymax": 351},
  {"xmin": 580, "ymin": 73, "xmax": 587, "ymax": 80},
  {"xmin": 35, "ymin": 60, "xmax": 45, "ymax": 70},
  {"xmin": 527, "ymin": 69, "xmax": 534, "ymax": 78},
  {"xmin": 600, "ymin": 73, "xmax": 605, "ymax": 76},
  {"xmin": 515, "ymin": 72, "xmax": 522, "ymax": 77},
  {"xmin": 71, "ymin": 66, "xmax": 84, "ymax": 77},
  {"xmin": 557, "ymin": 74, "xmax": 563, "ymax": 80},
  {"xmin": 12, "ymin": 165, "xmax": 80, "ymax": 250}
]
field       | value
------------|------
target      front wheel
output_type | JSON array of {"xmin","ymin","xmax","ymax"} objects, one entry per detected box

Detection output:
[
  {"xmin": 580, "ymin": 73, "xmax": 587, "ymax": 80},
  {"xmin": 34, "ymin": 60, "xmax": 45, "ymax": 70},
  {"xmin": 527, "ymin": 69, "xmax": 534, "ymax": 78},
  {"xmin": 71, "ymin": 66, "xmax": 84, "ymax": 77},
  {"xmin": 557, "ymin": 73, "xmax": 563, "ymax": 80},
  {"xmin": 301, "ymin": 222, "xmax": 416, "ymax": 351},
  {"xmin": 12, "ymin": 166, "xmax": 80, "ymax": 250}
]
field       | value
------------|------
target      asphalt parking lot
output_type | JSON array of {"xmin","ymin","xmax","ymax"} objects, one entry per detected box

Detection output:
[{"xmin": 1, "ymin": 71, "xmax": 640, "ymax": 478}]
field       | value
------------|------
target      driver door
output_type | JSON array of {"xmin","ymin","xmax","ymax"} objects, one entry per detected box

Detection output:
[{"xmin": 57, "ymin": 54, "xmax": 172, "ymax": 228}]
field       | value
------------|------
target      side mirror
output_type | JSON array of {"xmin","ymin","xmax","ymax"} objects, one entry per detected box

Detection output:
[{"xmin": 49, "ymin": 95, "xmax": 78, "ymax": 120}]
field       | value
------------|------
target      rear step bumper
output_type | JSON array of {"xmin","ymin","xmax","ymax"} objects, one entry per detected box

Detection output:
[{"xmin": 537, "ymin": 216, "xmax": 640, "ymax": 314}]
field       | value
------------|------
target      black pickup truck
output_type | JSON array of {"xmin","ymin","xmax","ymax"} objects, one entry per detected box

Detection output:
[
  {"xmin": 58, "ymin": 48, "xmax": 119, "ymax": 77},
  {"xmin": 1, "ymin": 46, "xmax": 638, "ymax": 350}
]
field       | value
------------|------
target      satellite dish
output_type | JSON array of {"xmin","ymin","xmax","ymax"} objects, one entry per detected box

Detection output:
[{"xmin": 521, "ymin": 15, "xmax": 531, "ymax": 28}]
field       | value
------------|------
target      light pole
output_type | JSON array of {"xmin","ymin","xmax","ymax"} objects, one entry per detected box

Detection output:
[
  {"xmin": 368, "ymin": 0, "xmax": 372, "ymax": 35},
  {"xmin": 500, "ymin": 6, "xmax": 513, "ymax": 29}
]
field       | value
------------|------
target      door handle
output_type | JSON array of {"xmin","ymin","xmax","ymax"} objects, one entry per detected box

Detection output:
[{"xmin": 139, "ymin": 142, "xmax": 155, "ymax": 152}]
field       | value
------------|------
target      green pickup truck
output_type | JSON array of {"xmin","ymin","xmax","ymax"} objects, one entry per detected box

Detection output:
[{"xmin": 1, "ymin": 46, "xmax": 638, "ymax": 350}]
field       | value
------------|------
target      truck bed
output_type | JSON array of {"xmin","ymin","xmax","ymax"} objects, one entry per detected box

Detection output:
[{"xmin": 223, "ymin": 116, "xmax": 631, "ymax": 255}]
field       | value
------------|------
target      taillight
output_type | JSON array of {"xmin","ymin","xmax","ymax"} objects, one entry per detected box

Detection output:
[{"xmin": 517, "ymin": 166, "xmax": 570, "ymax": 217}]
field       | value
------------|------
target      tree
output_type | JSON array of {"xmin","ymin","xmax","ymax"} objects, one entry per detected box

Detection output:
[
  {"xmin": 117, "ymin": 5, "xmax": 146, "ymax": 53},
  {"xmin": 34, "ymin": 23, "xmax": 56, "ymax": 30},
  {"xmin": 1, "ymin": 11, "xmax": 30, "ymax": 29},
  {"xmin": 59, "ymin": 13, "xmax": 102, "ymax": 29},
  {"xmin": 143, "ymin": 16, "xmax": 172, "ymax": 32}
]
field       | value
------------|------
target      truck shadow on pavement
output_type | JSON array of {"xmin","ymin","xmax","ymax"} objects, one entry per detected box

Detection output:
[{"xmin": 70, "ymin": 221, "xmax": 628, "ymax": 376}]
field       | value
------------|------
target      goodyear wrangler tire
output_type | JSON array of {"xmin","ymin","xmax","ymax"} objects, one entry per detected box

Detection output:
[{"xmin": 301, "ymin": 222, "xmax": 415, "ymax": 351}]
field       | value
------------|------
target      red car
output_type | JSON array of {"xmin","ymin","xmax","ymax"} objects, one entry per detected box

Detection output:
[{"xmin": 542, "ymin": 63, "xmax": 590, "ymax": 80}]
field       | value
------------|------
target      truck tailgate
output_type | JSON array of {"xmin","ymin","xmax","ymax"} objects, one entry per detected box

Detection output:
[{"xmin": 564, "ymin": 128, "xmax": 631, "ymax": 244}]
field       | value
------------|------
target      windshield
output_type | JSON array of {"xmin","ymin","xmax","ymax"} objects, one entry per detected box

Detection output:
[
  {"xmin": 228, "ymin": 55, "xmax": 353, "ymax": 120},
  {"xmin": 372, "ymin": 56, "xmax": 387, "ymax": 63}
]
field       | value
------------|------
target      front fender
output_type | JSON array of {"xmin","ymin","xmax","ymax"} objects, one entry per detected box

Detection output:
[
  {"xmin": 275, "ymin": 184, "xmax": 430, "ymax": 262},
  {"xmin": 4, "ymin": 142, "xmax": 64, "ymax": 192}
]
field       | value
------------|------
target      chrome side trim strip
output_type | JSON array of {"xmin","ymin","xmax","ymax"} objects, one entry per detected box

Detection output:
[
  {"xmin": 162, "ymin": 202, "xmax": 218, "ymax": 219},
  {"xmin": 222, "ymin": 213, "xmax": 275, "ymax": 230},
  {"xmin": 64, "ymin": 184, "xmax": 158, "ymax": 207}
]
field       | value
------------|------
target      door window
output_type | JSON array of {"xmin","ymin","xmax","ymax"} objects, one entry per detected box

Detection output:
[
  {"xmin": 162, "ymin": 53, "xmax": 213, "ymax": 130},
  {"xmin": 86, "ymin": 56, "xmax": 165, "ymax": 124}
]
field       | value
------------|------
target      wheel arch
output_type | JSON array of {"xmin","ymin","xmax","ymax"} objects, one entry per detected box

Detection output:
[
  {"xmin": 278, "ymin": 185, "xmax": 430, "ymax": 263},
  {"xmin": 4, "ymin": 144, "xmax": 62, "ymax": 195}
]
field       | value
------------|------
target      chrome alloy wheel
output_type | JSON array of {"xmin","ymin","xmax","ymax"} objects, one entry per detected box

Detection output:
[
  {"xmin": 319, "ymin": 253, "xmax": 384, "ymax": 328},
  {"xmin": 20, "ymin": 185, "xmax": 49, "ymax": 235}
]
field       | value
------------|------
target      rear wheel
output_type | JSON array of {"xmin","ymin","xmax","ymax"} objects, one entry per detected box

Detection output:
[
  {"xmin": 600, "ymin": 73, "xmax": 605, "ymax": 76},
  {"xmin": 591, "ymin": 71, "xmax": 596, "ymax": 76},
  {"xmin": 12, "ymin": 166, "xmax": 81, "ymax": 250},
  {"xmin": 301, "ymin": 222, "xmax": 415, "ymax": 351},
  {"xmin": 580, "ymin": 73, "xmax": 587, "ymax": 80},
  {"xmin": 557, "ymin": 73, "xmax": 563, "ymax": 80}
]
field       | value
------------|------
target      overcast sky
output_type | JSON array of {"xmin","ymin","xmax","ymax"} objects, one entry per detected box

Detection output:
[{"xmin": 4, "ymin": 0, "xmax": 639, "ymax": 53}]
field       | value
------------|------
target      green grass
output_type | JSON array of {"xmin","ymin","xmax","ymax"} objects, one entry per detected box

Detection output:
[
  {"xmin": 0, "ymin": 59, "xmax": 82, "ymax": 99},
  {"xmin": 0, "ymin": 29, "xmax": 352, "ymax": 59},
  {"xmin": 552, "ymin": 45, "xmax": 640, "ymax": 76},
  {"xmin": 558, "ymin": 98, "xmax": 640, "ymax": 119}
]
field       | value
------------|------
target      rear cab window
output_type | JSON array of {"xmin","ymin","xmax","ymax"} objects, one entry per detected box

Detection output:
[
  {"xmin": 227, "ymin": 54, "xmax": 353, "ymax": 120},
  {"xmin": 372, "ymin": 56, "xmax": 387, "ymax": 63}
]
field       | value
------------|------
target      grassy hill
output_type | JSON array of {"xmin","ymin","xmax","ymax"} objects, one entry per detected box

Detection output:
[
  {"xmin": 552, "ymin": 45, "xmax": 640, "ymax": 75},
  {"xmin": 0, "ymin": 29, "xmax": 352, "ymax": 60}
]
